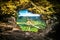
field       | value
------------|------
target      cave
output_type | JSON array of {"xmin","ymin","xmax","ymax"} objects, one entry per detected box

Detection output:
[{"xmin": 0, "ymin": 0, "xmax": 60, "ymax": 40}]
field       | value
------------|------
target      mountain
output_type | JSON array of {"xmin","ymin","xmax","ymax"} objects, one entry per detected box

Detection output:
[{"xmin": 19, "ymin": 16, "xmax": 41, "ymax": 21}]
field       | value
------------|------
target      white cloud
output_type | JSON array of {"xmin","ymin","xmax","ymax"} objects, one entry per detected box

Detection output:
[{"xmin": 19, "ymin": 12, "xmax": 40, "ymax": 17}]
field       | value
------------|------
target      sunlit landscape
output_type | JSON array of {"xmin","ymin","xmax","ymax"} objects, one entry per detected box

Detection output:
[{"xmin": 17, "ymin": 9, "xmax": 46, "ymax": 32}]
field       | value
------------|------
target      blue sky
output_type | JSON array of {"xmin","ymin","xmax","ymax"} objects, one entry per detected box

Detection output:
[{"xmin": 18, "ymin": 9, "xmax": 40, "ymax": 16}]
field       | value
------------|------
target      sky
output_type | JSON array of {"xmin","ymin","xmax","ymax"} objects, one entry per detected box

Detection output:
[{"xmin": 18, "ymin": 9, "xmax": 40, "ymax": 16}]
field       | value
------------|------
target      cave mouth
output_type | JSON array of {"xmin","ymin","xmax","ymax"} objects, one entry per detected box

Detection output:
[{"xmin": 17, "ymin": 9, "xmax": 46, "ymax": 32}]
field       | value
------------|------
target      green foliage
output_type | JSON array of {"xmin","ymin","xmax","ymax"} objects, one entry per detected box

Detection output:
[
  {"xmin": 17, "ymin": 16, "xmax": 46, "ymax": 32},
  {"xmin": 20, "ymin": 26, "xmax": 38, "ymax": 32}
]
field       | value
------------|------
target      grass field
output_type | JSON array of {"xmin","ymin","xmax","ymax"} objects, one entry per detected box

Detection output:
[
  {"xmin": 20, "ymin": 26, "xmax": 38, "ymax": 32},
  {"xmin": 17, "ymin": 20, "xmax": 46, "ymax": 32}
]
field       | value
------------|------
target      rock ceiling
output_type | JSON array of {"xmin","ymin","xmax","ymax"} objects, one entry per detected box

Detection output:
[{"xmin": 0, "ymin": 0, "xmax": 60, "ymax": 16}]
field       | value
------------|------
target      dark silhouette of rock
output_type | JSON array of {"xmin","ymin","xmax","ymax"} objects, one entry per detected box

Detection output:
[{"xmin": 0, "ymin": 15, "xmax": 58, "ymax": 40}]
